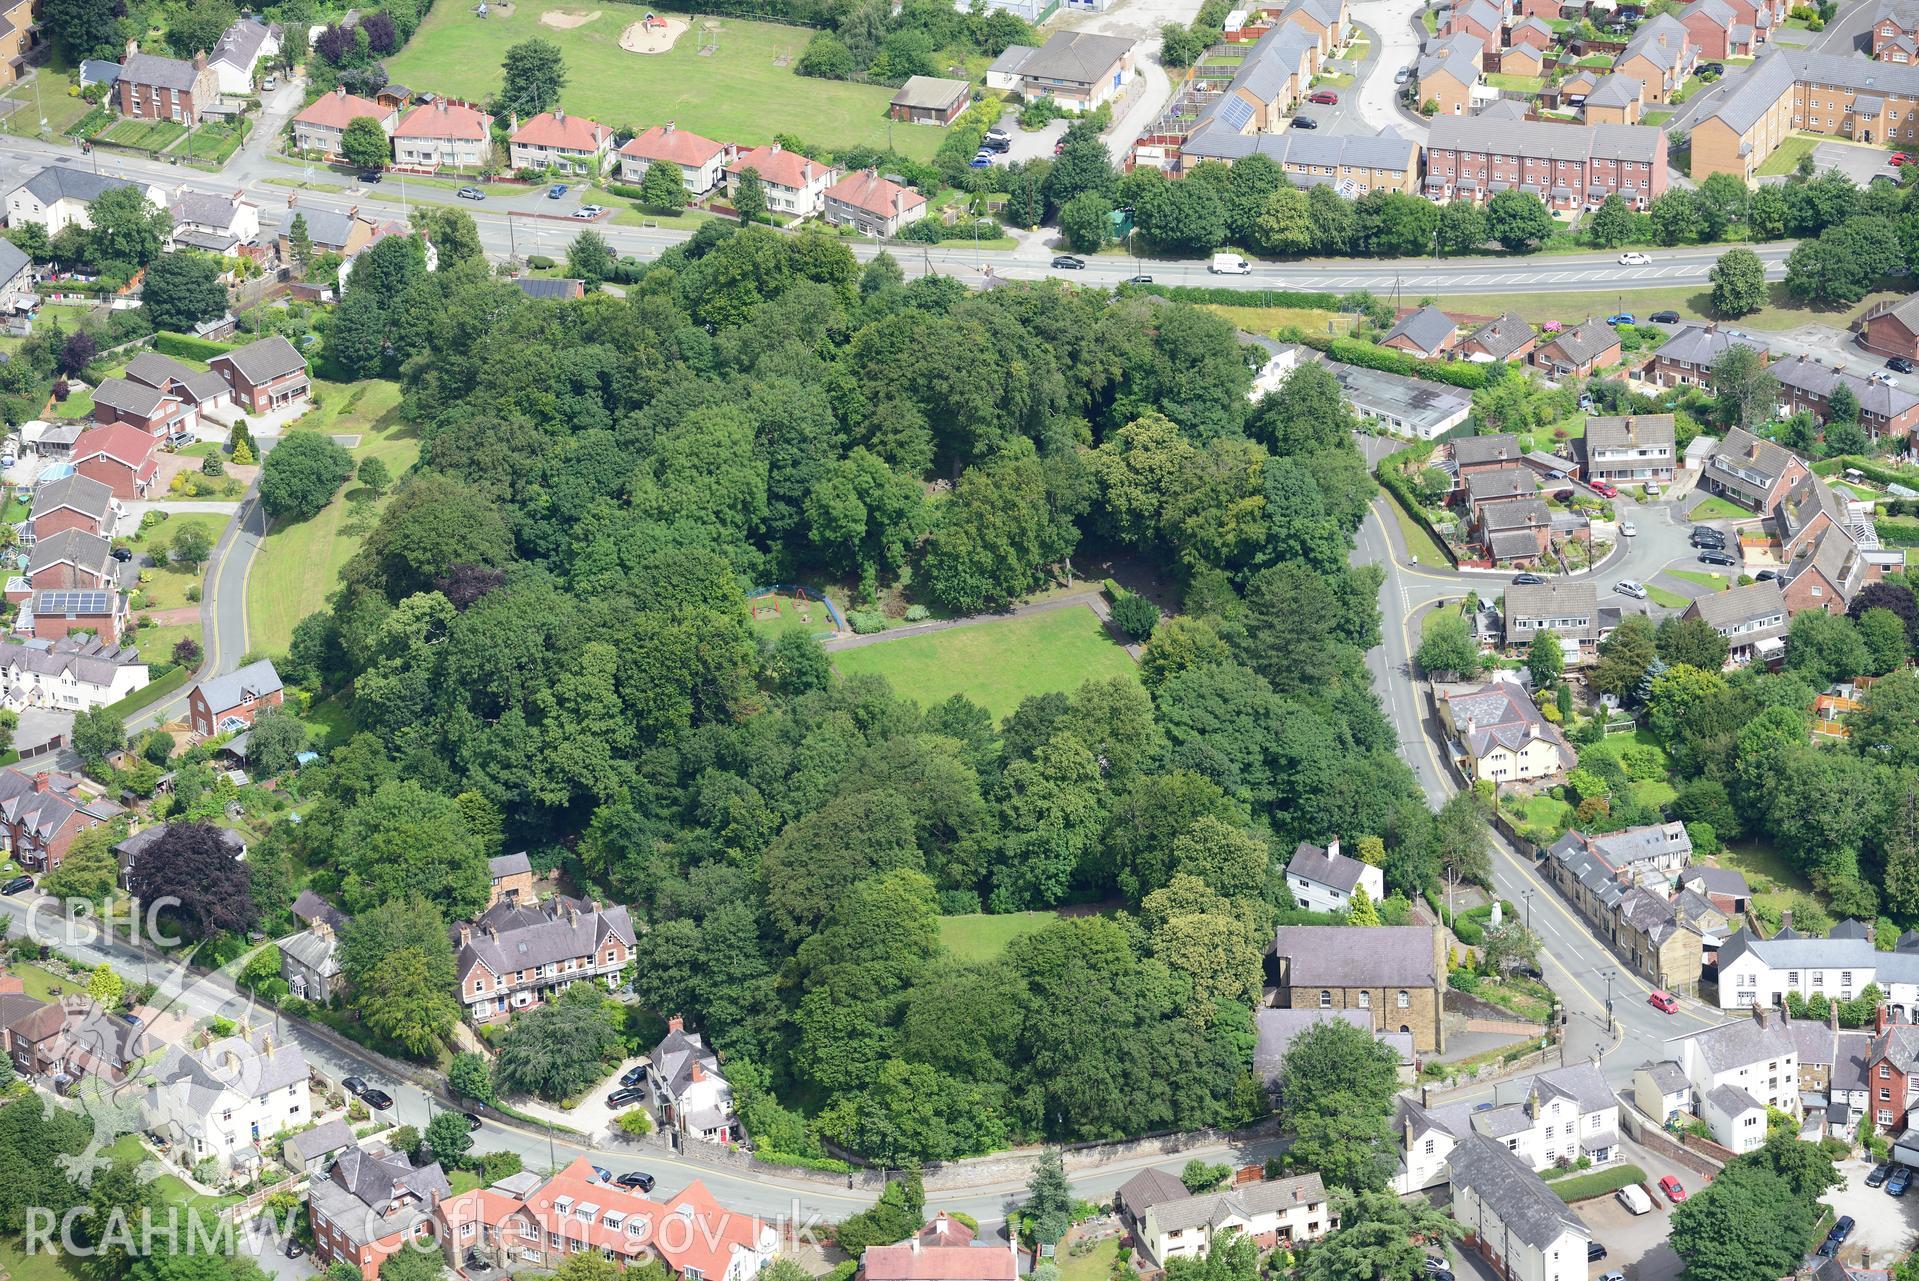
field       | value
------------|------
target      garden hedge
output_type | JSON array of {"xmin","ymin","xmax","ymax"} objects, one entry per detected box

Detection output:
[
  {"xmin": 1811, "ymin": 454, "xmax": 1919, "ymax": 486},
  {"xmin": 154, "ymin": 331, "xmax": 239, "ymax": 361},
  {"xmin": 1374, "ymin": 440, "xmax": 1460, "ymax": 568},
  {"xmin": 1120, "ymin": 283, "xmax": 1345, "ymax": 309}
]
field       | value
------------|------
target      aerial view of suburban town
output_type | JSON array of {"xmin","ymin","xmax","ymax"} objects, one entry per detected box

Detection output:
[{"xmin": 2, "ymin": 2, "xmax": 1919, "ymax": 1281}]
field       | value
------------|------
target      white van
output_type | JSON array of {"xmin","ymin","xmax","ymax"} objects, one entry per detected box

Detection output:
[
  {"xmin": 1615, "ymin": 1184, "xmax": 1653, "ymax": 1216},
  {"xmin": 1209, "ymin": 252, "xmax": 1251, "ymax": 275}
]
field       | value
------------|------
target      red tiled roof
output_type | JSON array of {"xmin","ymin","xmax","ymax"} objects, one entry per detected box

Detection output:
[
  {"xmin": 294, "ymin": 88, "xmax": 390, "ymax": 131},
  {"xmin": 863, "ymin": 1244, "xmax": 1019, "ymax": 1281},
  {"xmin": 510, "ymin": 110, "xmax": 611, "ymax": 152},
  {"xmin": 73, "ymin": 422, "xmax": 157, "ymax": 469},
  {"xmin": 620, "ymin": 124, "xmax": 726, "ymax": 168},
  {"xmin": 825, "ymin": 170, "xmax": 926, "ymax": 219},
  {"xmin": 725, "ymin": 144, "xmax": 827, "ymax": 190},
  {"xmin": 522, "ymin": 1159, "xmax": 768, "ymax": 1278},
  {"xmin": 395, "ymin": 100, "xmax": 491, "ymax": 141}
]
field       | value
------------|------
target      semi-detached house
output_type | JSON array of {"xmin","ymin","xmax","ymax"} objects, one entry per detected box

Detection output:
[
  {"xmin": 1501, "ymin": 580, "xmax": 1603, "ymax": 656},
  {"xmin": 616, "ymin": 124, "xmax": 730, "ymax": 194},
  {"xmin": 144, "ymin": 1028, "xmax": 309, "ymax": 1175},
  {"xmin": 508, "ymin": 109, "xmax": 613, "ymax": 176},
  {"xmin": 0, "ymin": 636, "xmax": 146, "ymax": 712},
  {"xmin": 116, "ymin": 48, "xmax": 217, "ymax": 125},
  {"xmin": 1770, "ymin": 354, "xmax": 1919, "ymax": 440},
  {"xmin": 724, "ymin": 144, "xmax": 837, "ymax": 217},
  {"xmin": 1580, "ymin": 413, "xmax": 1675, "ymax": 484},
  {"xmin": 1003, "ymin": 30, "xmax": 1134, "ymax": 113},
  {"xmin": 1396, "ymin": 1061, "xmax": 1621, "ymax": 1192},
  {"xmin": 291, "ymin": 88, "xmax": 396, "ymax": 159},
  {"xmin": 1680, "ymin": 580, "xmax": 1789, "ymax": 665},
  {"xmin": 1669, "ymin": 1005, "xmax": 1801, "ymax": 1152},
  {"xmin": 1701, "ymin": 426, "xmax": 1811, "ymax": 510},
  {"xmin": 392, "ymin": 99, "xmax": 493, "ymax": 169}
]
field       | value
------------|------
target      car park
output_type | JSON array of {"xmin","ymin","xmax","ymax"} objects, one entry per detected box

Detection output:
[
  {"xmin": 549, "ymin": 184, "xmax": 568, "ymax": 199},
  {"xmin": 981, "ymin": 136, "xmax": 1009, "ymax": 152},
  {"xmin": 1616, "ymin": 1184, "xmax": 1653, "ymax": 1216},
  {"xmin": 1648, "ymin": 989, "xmax": 1678, "ymax": 1013},
  {"xmin": 1, "ymin": 875, "xmax": 32, "ymax": 895},
  {"xmin": 617, "ymin": 1171, "xmax": 657, "ymax": 1191},
  {"xmin": 1606, "ymin": 312, "xmax": 1635, "ymax": 326},
  {"xmin": 608, "ymin": 1085, "xmax": 647, "ymax": 1107},
  {"xmin": 1659, "ymin": 1175, "xmax": 1687, "ymax": 1204},
  {"xmin": 457, "ymin": 186, "xmax": 485, "ymax": 201},
  {"xmin": 1868, "ymin": 1163, "xmax": 1892, "ymax": 1188},
  {"xmin": 1615, "ymin": 580, "xmax": 1649, "ymax": 599},
  {"xmin": 362, "ymin": 1087, "xmax": 394, "ymax": 1110},
  {"xmin": 985, "ymin": 127, "xmax": 1010, "ymax": 143},
  {"xmin": 1891, "ymin": 356, "xmax": 1915, "ymax": 374},
  {"xmin": 1512, "ymin": 572, "xmax": 1545, "ymax": 584},
  {"xmin": 1307, "ymin": 90, "xmax": 1339, "ymax": 104},
  {"xmin": 1051, "ymin": 255, "xmax": 1086, "ymax": 269},
  {"xmin": 342, "ymin": 1076, "xmax": 367, "ymax": 1096},
  {"xmin": 1650, "ymin": 310, "xmax": 1681, "ymax": 323},
  {"xmin": 1292, "ymin": 115, "xmax": 1318, "ymax": 128},
  {"xmin": 1698, "ymin": 549, "xmax": 1737, "ymax": 566},
  {"xmin": 1619, "ymin": 252, "xmax": 1651, "ymax": 266}
]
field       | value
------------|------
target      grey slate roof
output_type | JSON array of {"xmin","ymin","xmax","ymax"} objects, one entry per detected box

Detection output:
[
  {"xmin": 1685, "ymin": 580, "xmax": 1788, "ymax": 632},
  {"xmin": 1708, "ymin": 426, "xmax": 1800, "ymax": 493},
  {"xmin": 1830, "ymin": 918, "xmax": 1873, "ymax": 940},
  {"xmin": 13, "ymin": 165, "xmax": 142, "ymax": 208},
  {"xmin": 122, "ymin": 350, "xmax": 202, "ymax": 392},
  {"xmin": 1420, "ymin": 32, "xmax": 1485, "ymax": 85},
  {"xmin": 987, "ymin": 45, "xmax": 1036, "ymax": 75},
  {"xmin": 278, "ymin": 924, "xmax": 341, "ymax": 977},
  {"xmin": 210, "ymin": 335, "xmax": 305, "ymax": 385},
  {"xmin": 1479, "ymin": 495, "xmax": 1551, "ymax": 531},
  {"xmin": 1616, "ymin": 886, "xmax": 1680, "ymax": 945},
  {"xmin": 1455, "ymin": 433, "xmax": 1522, "ymax": 467},
  {"xmin": 291, "ymin": 889, "xmax": 347, "ymax": 931},
  {"xmin": 1116, "ymin": 1167, "xmax": 1190, "ymax": 1213},
  {"xmin": 1143, "ymin": 1173, "xmax": 1329, "ymax": 1234},
  {"xmin": 1464, "ymin": 313, "xmax": 1535, "ymax": 361},
  {"xmin": 1589, "ymin": 822, "xmax": 1691, "ymax": 869},
  {"xmin": 195, "ymin": 658, "xmax": 283, "ymax": 713},
  {"xmin": 1538, "ymin": 319, "xmax": 1621, "ymax": 367},
  {"xmin": 1018, "ymin": 31, "xmax": 1134, "ymax": 85},
  {"xmin": 1640, "ymin": 1059, "xmax": 1689, "ymax": 1095},
  {"xmin": 512, "ymin": 277, "xmax": 584, "ymax": 300},
  {"xmin": 457, "ymin": 894, "xmax": 636, "ymax": 979},
  {"xmin": 115, "ymin": 822, "xmax": 244, "ymax": 867},
  {"xmin": 31, "ymin": 474, "xmax": 113, "ymax": 523},
  {"xmin": 1286, "ymin": 840, "xmax": 1368, "ymax": 893},
  {"xmin": 1587, "ymin": 413, "xmax": 1674, "ymax": 454},
  {"xmin": 170, "ymin": 191, "xmax": 243, "ymax": 231},
  {"xmin": 27, "ymin": 527, "xmax": 112, "ymax": 578},
  {"xmin": 310, "ymin": 1146, "xmax": 450, "ymax": 1248},
  {"xmin": 1861, "ymin": 291, "xmax": 1919, "ymax": 337},
  {"xmin": 651, "ymin": 1020, "xmax": 724, "ymax": 1098},
  {"xmin": 78, "ymin": 60, "xmax": 121, "ymax": 88},
  {"xmin": 1531, "ymin": 1062, "xmax": 1616, "ymax": 1115},
  {"xmin": 0, "ymin": 635, "xmax": 140, "ymax": 689},
  {"xmin": 1706, "ymin": 1081, "xmax": 1764, "ymax": 1116},
  {"xmin": 283, "ymin": 1117, "xmax": 353, "ymax": 1166},
  {"xmin": 1773, "ymin": 354, "xmax": 1919, "ymax": 422},
  {"xmin": 1466, "ymin": 466, "xmax": 1535, "ymax": 505},
  {"xmin": 155, "ymin": 1026, "xmax": 308, "ymax": 1111},
  {"xmin": 1681, "ymin": 866, "xmax": 1750, "ymax": 898},
  {"xmin": 489, "ymin": 851, "xmax": 531, "ymax": 878},
  {"xmin": 1273, "ymin": 924, "xmax": 1436, "ymax": 987},
  {"xmin": 90, "ymin": 377, "xmax": 169, "ymax": 418},
  {"xmin": 1587, "ymin": 73, "xmax": 1643, "ymax": 108},
  {"xmin": 1504, "ymin": 579, "xmax": 1597, "ymax": 627},
  {"xmin": 1428, "ymin": 117, "xmax": 1662, "ymax": 163},
  {"xmin": 1655, "ymin": 323, "xmax": 1752, "ymax": 368},
  {"xmin": 1686, "ymin": 1014, "xmax": 1795, "ymax": 1074},
  {"xmin": 1447, "ymin": 1135, "xmax": 1588, "ymax": 1249},
  {"xmin": 1180, "ymin": 124, "xmax": 1415, "ymax": 171},
  {"xmin": 120, "ymin": 52, "xmax": 201, "ymax": 92},
  {"xmin": 1447, "ymin": 679, "xmax": 1573, "ymax": 762},
  {"xmin": 1700, "ymin": 48, "xmax": 1799, "ymax": 135},
  {"xmin": 0, "ymin": 238, "xmax": 28, "ymax": 289},
  {"xmin": 1382, "ymin": 304, "xmax": 1457, "ymax": 357},
  {"xmin": 1454, "ymin": 0, "xmax": 1503, "ymax": 29},
  {"xmin": 1252, "ymin": 1007, "xmax": 1376, "ymax": 1077},
  {"xmin": 209, "ymin": 17, "xmax": 278, "ymax": 72}
]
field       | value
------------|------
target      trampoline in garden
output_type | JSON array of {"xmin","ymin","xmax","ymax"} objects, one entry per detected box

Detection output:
[{"xmin": 747, "ymin": 584, "xmax": 845, "ymax": 640}]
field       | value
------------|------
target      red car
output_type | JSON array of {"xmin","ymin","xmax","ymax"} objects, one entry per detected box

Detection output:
[
  {"xmin": 1590, "ymin": 480, "xmax": 1619, "ymax": 498},
  {"xmin": 1659, "ymin": 1175, "xmax": 1687, "ymax": 1204},
  {"xmin": 1648, "ymin": 989, "xmax": 1678, "ymax": 1014},
  {"xmin": 1307, "ymin": 90, "xmax": 1339, "ymax": 104},
  {"xmin": 1894, "ymin": 153, "xmax": 1911, "ymax": 166}
]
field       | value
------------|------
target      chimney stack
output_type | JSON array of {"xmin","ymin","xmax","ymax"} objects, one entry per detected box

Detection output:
[
  {"xmin": 668, "ymin": 1014, "xmax": 685, "ymax": 1034},
  {"xmin": 665, "ymin": 121, "xmax": 676, "ymax": 134},
  {"xmin": 690, "ymin": 1059, "xmax": 706, "ymax": 1083},
  {"xmin": 458, "ymin": 923, "xmax": 472, "ymax": 946},
  {"xmin": 1327, "ymin": 836, "xmax": 1341, "ymax": 860},
  {"xmin": 31, "ymin": 773, "xmax": 48, "ymax": 794},
  {"xmin": 1829, "ymin": 999, "xmax": 1839, "ymax": 1033}
]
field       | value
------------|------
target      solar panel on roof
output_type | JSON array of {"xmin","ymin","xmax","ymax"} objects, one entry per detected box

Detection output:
[
  {"xmin": 35, "ymin": 590, "xmax": 111, "ymax": 614},
  {"xmin": 1218, "ymin": 96, "xmax": 1254, "ymax": 131}
]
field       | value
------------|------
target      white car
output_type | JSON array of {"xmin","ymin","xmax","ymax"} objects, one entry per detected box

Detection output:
[
  {"xmin": 1619, "ymin": 251, "xmax": 1652, "ymax": 265},
  {"xmin": 1871, "ymin": 369, "xmax": 1897, "ymax": 386},
  {"xmin": 1615, "ymin": 579, "xmax": 1649, "ymax": 599},
  {"xmin": 1620, "ymin": 520, "xmax": 1637, "ymax": 536}
]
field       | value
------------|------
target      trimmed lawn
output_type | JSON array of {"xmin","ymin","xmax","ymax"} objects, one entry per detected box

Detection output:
[
  {"xmin": 1666, "ymin": 568, "xmax": 1730, "ymax": 591},
  {"xmin": 832, "ymin": 605, "xmax": 1136, "ymax": 720},
  {"xmin": 748, "ymin": 589, "xmax": 836, "ymax": 640},
  {"xmin": 1579, "ymin": 727, "xmax": 1667, "ymax": 771},
  {"xmin": 1486, "ymin": 73, "xmax": 1544, "ymax": 91},
  {"xmin": 123, "ymin": 619, "xmax": 197, "ymax": 671},
  {"xmin": 1382, "ymin": 488, "xmax": 1449, "ymax": 566},
  {"xmin": 1757, "ymin": 134, "xmax": 1821, "ymax": 177},
  {"xmin": 1059, "ymin": 1234, "xmax": 1120, "ymax": 1281},
  {"xmin": 98, "ymin": 118, "xmax": 187, "ymax": 151},
  {"xmin": 246, "ymin": 379, "xmax": 420, "ymax": 655},
  {"xmin": 449, "ymin": 1170, "xmax": 483, "ymax": 1195},
  {"xmin": 938, "ymin": 910, "xmax": 1065, "ymax": 962},
  {"xmin": 182, "ymin": 119, "xmax": 250, "ymax": 166},
  {"xmin": 1688, "ymin": 496, "xmax": 1747, "ymax": 520},
  {"xmin": 129, "ymin": 513, "xmax": 225, "ymax": 611},
  {"xmin": 0, "ymin": 1238, "xmax": 87, "ymax": 1281},
  {"xmin": 8, "ymin": 962, "xmax": 78, "ymax": 1003},
  {"xmin": 0, "ymin": 66, "xmax": 91, "ymax": 138},
  {"xmin": 1422, "ymin": 284, "xmax": 1904, "ymax": 333},
  {"xmin": 1646, "ymin": 584, "xmax": 1690, "ymax": 609},
  {"xmin": 1719, "ymin": 839, "xmax": 1810, "ymax": 894},
  {"xmin": 1504, "ymin": 792, "xmax": 1574, "ymax": 837},
  {"xmin": 383, "ymin": 4, "xmax": 940, "ymax": 160},
  {"xmin": 1204, "ymin": 302, "xmax": 1357, "ymax": 337},
  {"xmin": 52, "ymin": 386, "xmax": 93, "ymax": 419}
]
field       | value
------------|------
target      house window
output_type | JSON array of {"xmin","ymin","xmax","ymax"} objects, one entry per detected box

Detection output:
[
  {"xmin": 1319, "ymin": 991, "xmax": 1332, "ymax": 1008},
  {"xmin": 1358, "ymin": 992, "xmax": 1371, "ymax": 1009},
  {"xmin": 1397, "ymin": 990, "xmax": 1410, "ymax": 1008},
  {"xmin": 1882, "ymin": 1064, "xmax": 1891, "ymax": 1078}
]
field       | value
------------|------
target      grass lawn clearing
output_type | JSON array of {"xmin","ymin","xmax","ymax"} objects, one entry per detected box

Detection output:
[
  {"xmin": 1632, "ymin": 778, "xmax": 1678, "ymax": 809},
  {"xmin": 1645, "ymin": 584, "xmax": 1690, "ymax": 609},
  {"xmin": 449, "ymin": 1170, "xmax": 483, "ymax": 1195},
  {"xmin": 1487, "ymin": 73, "xmax": 1545, "ymax": 91},
  {"xmin": 1204, "ymin": 302, "xmax": 1357, "ymax": 337},
  {"xmin": 49, "ymin": 385, "xmax": 91, "ymax": 418},
  {"xmin": 98, "ymin": 118, "xmax": 187, "ymax": 151},
  {"xmin": 1, "ymin": 66, "xmax": 91, "ymax": 138},
  {"xmin": 1381, "ymin": 489, "xmax": 1450, "ymax": 566},
  {"xmin": 124, "ymin": 619, "xmax": 198, "ymax": 671},
  {"xmin": 1419, "ymin": 283, "xmax": 1901, "ymax": 333},
  {"xmin": 1503, "ymin": 792, "xmax": 1574, "ymax": 840},
  {"xmin": 1058, "ymin": 1233, "xmax": 1119, "ymax": 1281},
  {"xmin": 1757, "ymin": 134, "xmax": 1821, "ymax": 177},
  {"xmin": 832, "ymin": 604, "xmax": 1135, "ymax": 720},
  {"xmin": 1688, "ymin": 496, "xmax": 1748, "ymax": 520},
  {"xmin": 130, "ymin": 512, "xmax": 224, "ymax": 611},
  {"xmin": 1666, "ymin": 568, "xmax": 1730, "ymax": 590},
  {"xmin": 9, "ymin": 961, "xmax": 78, "ymax": 1003},
  {"xmin": 1473, "ymin": 976, "xmax": 1555, "ymax": 1023},
  {"xmin": 609, "ymin": 206, "xmax": 721, "ymax": 231},
  {"xmin": 383, "ymin": 4, "xmax": 938, "ymax": 160},
  {"xmin": 247, "ymin": 378, "xmax": 420, "ymax": 655},
  {"xmin": 938, "ymin": 910, "xmax": 1065, "ymax": 962},
  {"xmin": 181, "ymin": 119, "xmax": 250, "ymax": 166},
  {"xmin": 748, "ymin": 588, "xmax": 837, "ymax": 640},
  {"xmin": 0, "ymin": 1238, "xmax": 87, "ymax": 1281}
]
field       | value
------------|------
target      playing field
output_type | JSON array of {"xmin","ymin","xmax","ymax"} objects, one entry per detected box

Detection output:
[
  {"xmin": 831, "ymin": 605, "xmax": 1137, "ymax": 720},
  {"xmin": 382, "ymin": 4, "xmax": 940, "ymax": 160}
]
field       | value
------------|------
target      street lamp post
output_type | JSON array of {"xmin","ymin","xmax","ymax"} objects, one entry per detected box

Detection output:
[
  {"xmin": 1522, "ymin": 887, "xmax": 1534, "ymax": 935},
  {"xmin": 1603, "ymin": 969, "xmax": 1616, "ymax": 1033}
]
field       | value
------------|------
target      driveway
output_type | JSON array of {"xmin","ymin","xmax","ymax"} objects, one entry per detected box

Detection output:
[
  {"xmin": 1822, "ymin": 1155, "xmax": 1919, "ymax": 1265},
  {"xmin": 1812, "ymin": 139, "xmax": 1902, "ymax": 185},
  {"xmin": 1046, "ymin": 0, "xmax": 1209, "ymax": 161}
]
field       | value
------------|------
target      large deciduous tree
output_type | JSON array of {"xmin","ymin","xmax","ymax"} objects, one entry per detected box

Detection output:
[
  {"xmin": 124, "ymin": 822, "xmax": 257, "ymax": 941},
  {"xmin": 259, "ymin": 431, "xmax": 354, "ymax": 520},
  {"xmin": 339, "ymin": 116, "xmax": 391, "ymax": 172},
  {"xmin": 141, "ymin": 252, "xmax": 228, "ymax": 333},
  {"xmin": 1709, "ymin": 246, "xmax": 1768, "ymax": 317},
  {"xmin": 497, "ymin": 38, "xmax": 567, "ymax": 117},
  {"xmin": 1276, "ymin": 1019, "xmax": 1400, "ymax": 1191}
]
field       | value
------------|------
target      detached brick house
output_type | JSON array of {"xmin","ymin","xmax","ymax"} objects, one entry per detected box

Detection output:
[
  {"xmin": 1702, "ymin": 426, "xmax": 1812, "ymax": 510},
  {"xmin": 308, "ymin": 1145, "xmax": 451, "ymax": 1281},
  {"xmin": 889, "ymin": 75, "xmax": 971, "ymax": 125},
  {"xmin": 71, "ymin": 423, "xmax": 158, "ymax": 499},
  {"xmin": 1457, "ymin": 313, "xmax": 1537, "ymax": 364},
  {"xmin": 187, "ymin": 658, "xmax": 284, "ymax": 737},
  {"xmin": 1272, "ymin": 924, "xmax": 1447, "ymax": 1052},
  {"xmin": 116, "ymin": 47, "xmax": 217, "ymax": 124},
  {"xmin": 0, "ymin": 769, "xmax": 123, "ymax": 871},
  {"xmin": 1531, "ymin": 320, "xmax": 1623, "ymax": 380},
  {"xmin": 1378, "ymin": 304, "xmax": 1458, "ymax": 360},
  {"xmin": 208, "ymin": 335, "xmax": 310, "ymax": 415},
  {"xmin": 28, "ymin": 475, "xmax": 116, "ymax": 541},
  {"xmin": 507, "ymin": 109, "xmax": 614, "ymax": 176}
]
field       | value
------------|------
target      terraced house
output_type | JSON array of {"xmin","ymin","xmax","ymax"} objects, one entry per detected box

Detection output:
[
  {"xmin": 454, "ymin": 895, "xmax": 636, "ymax": 1022},
  {"xmin": 1647, "ymin": 322, "xmax": 1761, "ymax": 388},
  {"xmin": 1424, "ymin": 119, "xmax": 1668, "ymax": 211},
  {"xmin": 1770, "ymin": 354, "xmax": 1919, "ymax": 440},
  {"xmin": 1693, "ymin": 48, "xmax": 1919, "ymax": 181}
]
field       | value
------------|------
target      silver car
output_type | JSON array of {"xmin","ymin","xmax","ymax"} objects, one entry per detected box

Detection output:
[{"xmin": 1615, "ymin": 580, "xmax": 1649, "ymax": 600}]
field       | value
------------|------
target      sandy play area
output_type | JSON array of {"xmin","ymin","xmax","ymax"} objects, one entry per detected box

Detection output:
[
  {"xmin": 540, "ymin": 8, "xmax": 601, "ymax": 28},
  {"xmin": 619, "ymin": 13, "xmax": 688, "ymax": 52}
]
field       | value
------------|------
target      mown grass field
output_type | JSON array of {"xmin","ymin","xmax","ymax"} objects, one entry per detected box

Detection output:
[
  {"xmin": 246, "ymin": 379, "xmax": 420, "ymax": 655},
  {"xmin": 1426, "ymin": 284, "xmax": 1903, "ymax": 332},
  {"xmin": 130, "ymin": 512, "xmax": 226, "ymax": 612},
  {"xmin": 937, "ymin": 910, "xmax": 1065, "ymax": 961},
  {"xmin": 383, "ymin": 4, "xmax": 939, "ymax": 159},
  {"xmin": 832, "ymin": 605, "xmax": 1136, "ymax": 720}
]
